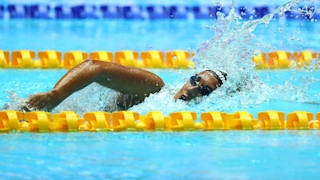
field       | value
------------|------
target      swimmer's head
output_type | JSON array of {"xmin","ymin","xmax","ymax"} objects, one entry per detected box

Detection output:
[{"xmin": 174, "ymin": 70, "xmax": 227, "ymax": 101}]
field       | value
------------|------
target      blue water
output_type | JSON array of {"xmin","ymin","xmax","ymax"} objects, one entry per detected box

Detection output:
[
  {"xmin": 0, "ymin": 0, "xmax": 306, "ymax": 6},
  {"xmin": 1, "ymin": 1, "xmax": 320, "ymax": 179},
  {"xmin": 1, "ymin": 131, "xmax": 320, "ymax": 179},
  {"xmin": 1, "ymin": 20, "xmax": 320, "ymax": 52},
  {"xmin": 0, "ymin": 69, "xmax": 320, "ymax": 116}
]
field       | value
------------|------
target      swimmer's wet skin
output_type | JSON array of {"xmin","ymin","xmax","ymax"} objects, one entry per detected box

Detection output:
[
  {"xmin": 23, "ymin": 59, "xmax": 227, "ymax": 112},
  {"xmin": 174, "ymin": 70, "xmax": 227, "ymax": 101}
]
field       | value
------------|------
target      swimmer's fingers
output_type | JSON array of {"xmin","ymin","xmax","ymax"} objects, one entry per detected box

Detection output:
[
  {"xmin": 24, "ymin": 92, "xmax": 57, "ymax": 112},
  {"xmin": 17, "ymin": 99, "xmax": 32, "ymax": 112},
  {"xmin": 24, "ymin": 93, "xmax": 47, "ymax": 111},
  {"xmin": 28, "ymin": 96, "xmax": 41, "ymax": 108},
  {"xmin": 20, "ymin": 104, "xmax": 32, "ymax": 112},
  {"xmin": 21, "ymin": 97, "xmax": 38, "ymax": 112},
  {"xmin": 26, "ymin": 97, "xmax": 35, "ymax": 108}
]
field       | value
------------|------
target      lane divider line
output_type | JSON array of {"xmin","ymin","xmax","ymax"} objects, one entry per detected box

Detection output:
[
  {"xmin": 1, "ymin": 50, "xmax": 319, "ymax": 69},
  {"xmin": 1, "ymin": 110, "xmax": 319, "ymax": 132}
]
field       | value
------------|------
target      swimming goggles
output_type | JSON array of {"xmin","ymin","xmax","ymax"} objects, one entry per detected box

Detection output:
[{"xmin": 189, "ymin": 75, "xmax": 213, "ymax": 96}]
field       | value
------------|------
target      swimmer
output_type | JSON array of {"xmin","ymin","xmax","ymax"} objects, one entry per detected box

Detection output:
[{"xmin": 23, "ymin": 59, "xmax": 227, "ymax": 112}]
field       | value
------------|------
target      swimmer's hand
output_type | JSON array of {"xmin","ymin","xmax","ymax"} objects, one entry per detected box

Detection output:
[{"xmin": 22, "ymin": 90, "xmax": 61, "ymax": 112}]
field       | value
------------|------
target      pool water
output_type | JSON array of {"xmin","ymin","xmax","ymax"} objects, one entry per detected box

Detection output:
[
  {"xmin": 1, "ymin": 19, "xmax": 320, "ymax": 52},
  {"xmin": 1, "ymin": 0, "xmax": 320, "ymax": 179},
  {"xmin": 0, "ymin": 69, "xmax": 319, "ymax": 179},
  {"xmin": 1, "ymin": 131, "xmax": 320, "ymax": 179},
  {"xmin": 0, "ymin": 69, "xmax": 320, "ymax": 115}
]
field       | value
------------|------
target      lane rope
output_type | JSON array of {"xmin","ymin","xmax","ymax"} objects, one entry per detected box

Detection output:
[
  {"xmin": 0, "ymin": 110, "xmax": 319, "ymax": 132},
  {"xmin": 0, "ymin": 50, "xmax": 319, "ymax": 69}
]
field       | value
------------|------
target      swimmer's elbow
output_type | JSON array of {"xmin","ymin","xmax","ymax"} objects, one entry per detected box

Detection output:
[
  {"xmin": 148, "ymin": 79, "xmax": 164, "ymax": 94},
  {"xmin": 158, "ymin": 79, "xmax": 165, "ymax": 88},
  {"xmin": 155, "ymin": 78, "xmax": 165, "ymax": 91}
]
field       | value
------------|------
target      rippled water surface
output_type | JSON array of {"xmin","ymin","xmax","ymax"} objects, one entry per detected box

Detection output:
[
  {"xmin": 1, "ymin": 0, "xmax": 320, "ymax": 179},
  {"xmin": 0, "ymin": 19, "xmax": 319, "ymax": 52},
  {"xmin": 0, "ymin": 70, "xmax": 320, "ymax": 115},
  {"xmin": 0, "ymin": 68, "xmax": 320, "ymax": 179},
  {"xmin": 1, "ymin": 131, "xmax": 320, "ymax": 179}
]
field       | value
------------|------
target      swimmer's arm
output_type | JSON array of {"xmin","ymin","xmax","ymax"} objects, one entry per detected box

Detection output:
[
  {"xmin": 53, "ymin": 59, "xmax": 164, "ymax": 100},
  {"xmin": 25, "ymin": 59, "xmax": 164, "ymax": 111}
]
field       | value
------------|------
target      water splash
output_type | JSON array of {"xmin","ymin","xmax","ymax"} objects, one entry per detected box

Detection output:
[
  {"xmin": 52, "ymin": 83, "xmax": 120, "ymax": 116},
  {"xmin": 3, "ymin": 0, "xmax": 320, "ymax": 115},
  {"xmin": 132, "ymin": 0, "xmax": 320, "ymax": 115},
  {"xmin": 2, "ymin": 91, "xmax": 27, "ymax": 111}
]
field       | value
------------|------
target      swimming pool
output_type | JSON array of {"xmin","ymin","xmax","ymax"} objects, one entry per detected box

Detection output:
[
  {"xmin": 1, "ymin": 0, "xmax": 320, "ymax": 179},
  {"xmin": 1, "ymin": 131, "xmax": 320, "ymax": 179}
]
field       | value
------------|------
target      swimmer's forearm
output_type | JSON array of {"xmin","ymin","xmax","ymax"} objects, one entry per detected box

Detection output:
[
  {"xmin": 25, "ymin": 60, "xmax": 112, "ymax": 111},
  {"xmin": 52, "ymin": 59, "xmax": 106, "ymax": 100}
]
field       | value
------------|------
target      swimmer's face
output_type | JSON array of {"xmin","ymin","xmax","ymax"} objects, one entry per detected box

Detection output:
[{"xmin": 174, "ymin": 70, "xmax": 220, "ymax": 101}]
